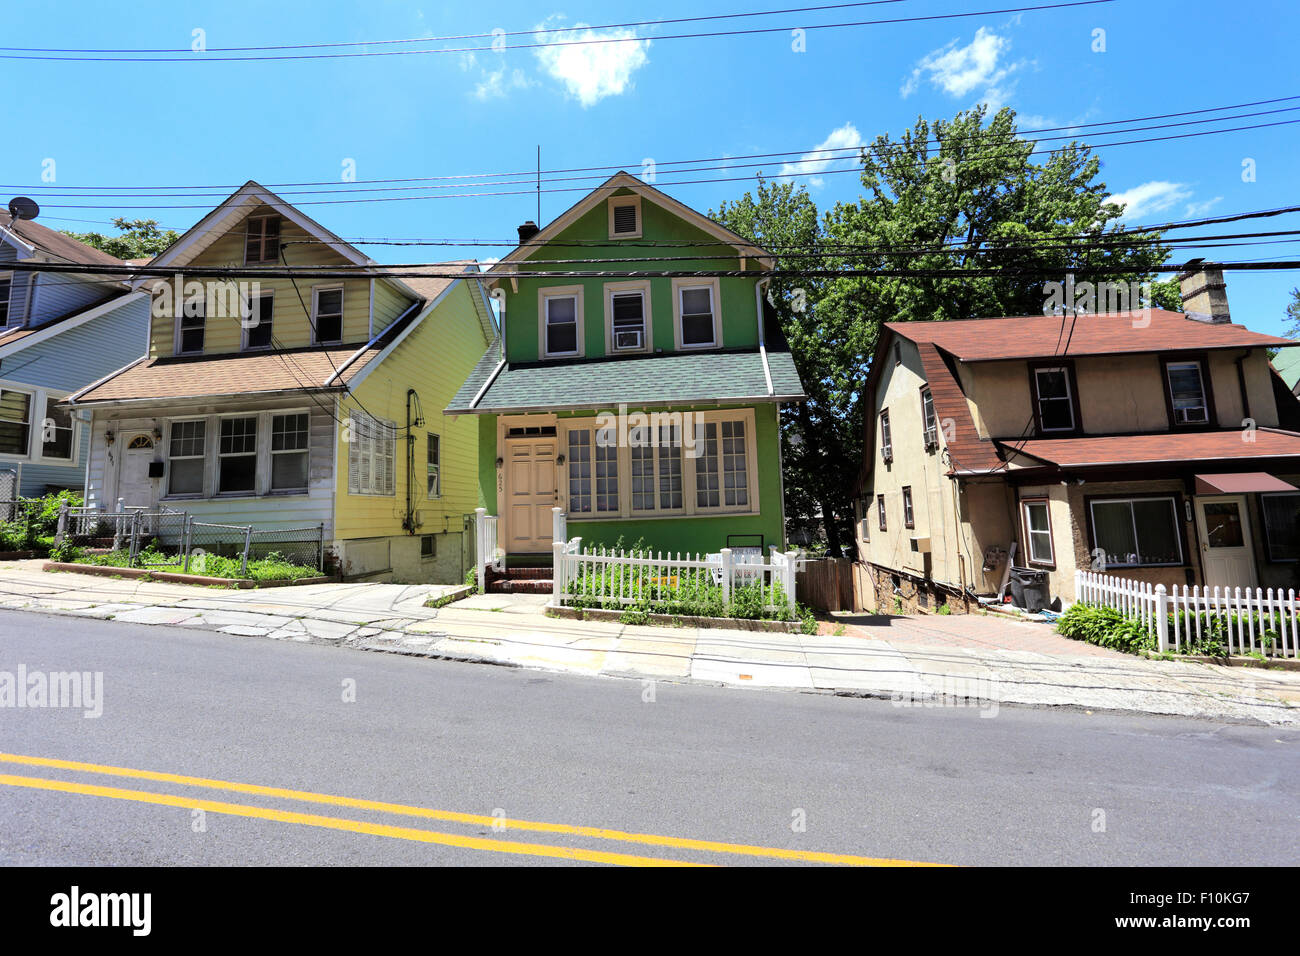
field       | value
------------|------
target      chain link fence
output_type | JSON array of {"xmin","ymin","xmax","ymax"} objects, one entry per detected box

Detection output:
[{"xmin": 58, "ymin": 504, "xmax": 326, "ymax": 577}]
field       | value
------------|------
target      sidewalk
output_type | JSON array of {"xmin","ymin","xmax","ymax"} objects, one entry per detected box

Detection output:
[{"xmin": 2, "ymin": 562, "xmax": 1298, "ymax": 725}]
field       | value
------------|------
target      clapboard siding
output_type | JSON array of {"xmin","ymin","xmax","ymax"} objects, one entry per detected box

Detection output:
[
  {"xmin": 9, "ymin": 294, "xmax": 150, "ymax": 392},
  {"xmin": 0, "ymin": 243, "xmax": 33, "ymax": 327},
  {"xmin": 29, "ymin": 271, "xmax": 115, "ymax": 327}
]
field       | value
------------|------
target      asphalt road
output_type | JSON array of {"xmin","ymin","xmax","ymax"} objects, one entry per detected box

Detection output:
[{"xmin": 0, "ymin": 608, "xmax": 1295, "ymax": 866}]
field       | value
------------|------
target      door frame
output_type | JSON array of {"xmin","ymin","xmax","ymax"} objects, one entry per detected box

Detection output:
[
  {"xmin": 1194, "ymin": 493, "xmax": 1258, "ymax": 588},
  {"xmin": 113, "ymin": 431, "xmax": 161, "ymax": 510},
  {"xmin": 498, "ymin": 414, "xmax": 560, "ymax": 554}
]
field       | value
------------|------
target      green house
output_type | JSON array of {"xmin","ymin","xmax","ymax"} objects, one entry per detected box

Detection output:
[{"xmin": 446, "ymin": 172, "xmax": 805, "ymax": 569}]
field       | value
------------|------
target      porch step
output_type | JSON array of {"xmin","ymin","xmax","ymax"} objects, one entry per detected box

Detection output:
[
  {"xmin": 488, "ymin": 577, "xmax": 554, "ymax": 594},
  {"xmin": 485, "ymin": 559, "xmax": 554, "ymax": 594}
]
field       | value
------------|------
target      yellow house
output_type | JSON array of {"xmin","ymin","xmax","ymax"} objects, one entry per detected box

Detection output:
[{"xmin": 67, "ymin": 182, "xmax": 495, "ymax": 583}]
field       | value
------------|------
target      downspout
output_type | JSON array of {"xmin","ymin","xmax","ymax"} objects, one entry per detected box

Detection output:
[{"xmin": 755, "ymin": 278, "xmax": 774, "ymax": 396}]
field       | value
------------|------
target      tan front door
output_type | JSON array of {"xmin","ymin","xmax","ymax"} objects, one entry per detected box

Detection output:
[
  {"xmin": 1195, "ymin": 495, "xmax": 1257, "ymax": 588},
  {"xmin": 505, "ymin": 438, "xmax": 556, "ymax": 553}
]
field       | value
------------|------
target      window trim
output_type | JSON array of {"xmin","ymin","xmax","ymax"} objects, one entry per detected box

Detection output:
[
  {"xmin": 174, "ymin": 289, "xmax": 206, "ymax": 356},
  {"xmin": 602, "ymin": 279, "xmax": 653, "ymax": 355},
  {"xmin": 241, "ymin": 290, "xmax": 275, "ymax": 352},
  {"xmin": 919, "ymin": 386, "xmax": 938, "ymax": 451},
  {"xmin": 1019, "ymin": 496, "xmax": 1056, "ymax": 568},
  {"xmin": 216, "ymin": 414, "xmax": 259, "ymax": 497},
  {"xmin": 346, "ymin": 408, "xmax": 397, "ymax": 498},
  {"xmin": 1261, "ymin": 491, "xmax": 1300, "ymax": 563},
  {"xmin": 607, "ymin": 194, "xmax": 643, "ymax": 240},
  {"xmin": 269, "ymin": 411, "xmax": 311, "ymax": 494},
  {"xmin": 1160, "ymin": 353, "xmax": 1216, "ymax": 430},
  {"xmin": 1028, "ymin": 360, "xmax": 1081, "ymax": 436},
  {"xmin": 164, "ymin": 417, "xmax": 208, "ymax": 499},
  {"xmin": 671, "ymin": 277, "xmax": 721, "ymax": 351},
  {"xmin": 902, "ymin": 486, "xmax": 915, "ymax": 529},
  {"xmin": 1085, "ymin": 492, "xmax": 1186, "ymax": 569},
  {"xmin": 310, "ymin": 284, "xmax": 345, "ymax": 345},
  {"xmin": 0, "ymin": 272, "xmax": 13, "ymax": 327},
  {"xmin": 879, "ymin": 408, "xmax": 893, "ymax": 464},
  {"xmin": 0, "ymin": 385, "xmax": 34, "ymax": 460},
  {"xmin": 244, "ymin": 213, "xmax": 282, "ymax": 265},
  {"xmin": 40, "ymin": 394, "xmax": 77, "ymax": 464},
  {"xmin": 538, "ymin": 285, "xmax": 585, "ymax": 359},
  {"xmin": 877, "ymin": 494, "xmax": 887, "ymax": 532}
]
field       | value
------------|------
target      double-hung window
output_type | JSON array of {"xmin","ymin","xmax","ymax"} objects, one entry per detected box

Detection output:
[
  {"xmin": 877, "ymin": 494, "xmax": 887, "ymax": 532},
  {"xmin": 1262, "ymin": 493, "xmax": 1300, "ymax": 562},
  {"xmin": 1164, "ymin": 359, "xmax": 1210, "ymax": 426},
  {"xmin": 920, "ymin": 387, "xmax": 937, "ymax": 450},
  {"xmin": 347, "ymin": 410, "xmax": 396, "ymax": 496},
  {"xmin": 312, "ymin": 287, "xmax": 344, "ymax": 344},
  {"xmin": 543, "ymin": 291, "xmax": 580, "ymax": 357},
  {"xmin": 41, "ymin": 397, "xmax": 74, "ymax": 461},
  {"xmin": 696, "ymin": 420, "xmax": 748, "ymax": 510},
  {"xmin": 167, "ymin": 420, "xmax": 205, "ymax": 496},
  {"xmin": 245, "ymin": 214, "xmax": 281, "ymax": 265},
  {"xmin": 610, "ymin": 288, "xmax": 647, "ymax": 352},
  {"xmin": 1021, "ymin": 498, "xmax": 1054, "ymax": 566},
  {"xmin": 244, "ymin": 291, "xmax": 274, "ymax": 350},
  {"xmin": 0, "ymin": 389, "xmax": 31, "ymax": 456},
  {"xmin": 902, "ymin": 487, "xmax": 915, "ymax": 529},
  {"xmin": 426, "ymin": 433, "xmax": 440, "ymax": 498},
  {"xmin": 879, "ymin": 409, "xmax": 893, "ymax": 463},
  {"xmin": 270, "ymin": 413, "xmax": 309, "ymax": 492},
  {"xmin": 1089, "ymin": 496, "xmax": 1183, "ymax": 567},
  {"xmin": 1032, "ymin": 365, "xmax": 1076, "ymax": 433},
  {"xmin": 0, "ymin": 274, "xmax": 11, "ymax": 326},
  {"xmin": 218, "ymin": 417, "xmax": 258, "ymax": 494},
  {"xmin": 178, "ymin": 292, "xmax": 205, "ymax": 354},
  {"xmin": 677, "ymin": 284, "xmax": 717, "ymax": 348}
]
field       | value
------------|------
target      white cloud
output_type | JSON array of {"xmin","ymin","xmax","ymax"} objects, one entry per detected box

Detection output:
[
  {"xmin": 1106, "ymin": 181, "xmax": 1193, "ymax": 220},
  {"xmin": 533, "ymin": 21, "xmax": 650, "ymax": 107},
  {"xmin": 474, "ymin": 67, "xmax": 532, "ymax": 100},
  {"xmin": 1184, "ymin": 196, "xmax": 1223, "ymax": 217},
  {"xmin": 779, "ymin": 123, "xmax": 864, "ymax": 188},
  {"xmin": 903, "ymin": 27, "xmax": 1015, "ymax": 99}
]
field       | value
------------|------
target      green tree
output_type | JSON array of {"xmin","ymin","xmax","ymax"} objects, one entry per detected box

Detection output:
[
  {"xmin": 62, "ymin": 217, "xmax": 179, "ymax": 260},
  {"xmin": 1149, "ymin": 276, "xmax": 1183, "ymax": 312},
  {"xmin": 1285, "ymin": 287, "xmax": 1300, "ymax": 338},
  {"xmin": 717, "ymin": 106, "xmax": 1170, "ymax": 555}
]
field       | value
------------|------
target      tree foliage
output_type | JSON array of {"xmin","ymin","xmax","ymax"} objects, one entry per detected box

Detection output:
[
  {"xmin": 1285, "ymin": 287, "xmax": 1300, "ymax": 338},
  {"xmin": 716, "ymin": 106, "xmax": 1170, "ymax": 555},
  {"xmin": 62, "ymin": 217, "xmax": 179, "ymax": 260}
]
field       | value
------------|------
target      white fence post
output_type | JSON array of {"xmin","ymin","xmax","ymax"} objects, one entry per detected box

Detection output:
[
  {"xmin": 1155, "ymin": 584, "xmax": 1168, "ymax": 652},
  {"xmin": 784, "ymin": 549, "xmax": 799, "ymax": 612},
  {"xmin": 720, "ymin": 548, "xmax": 733, "ymax": 606},
  {"xmin": 552, "ymin": 506, "xmax": 565, "ymax": 545},
  {"xmin": 474, "ymin": 507, "xmax": 487, "ymax": 579},
  {"xmin": 552, "ymin": 540, "xmax": 564, "ymax": 606}
]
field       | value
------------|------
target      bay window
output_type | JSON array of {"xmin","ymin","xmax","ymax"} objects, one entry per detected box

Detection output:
[{"xmin": 1088, "ymin": 496, "xmax": 1184, "ymax": 567}]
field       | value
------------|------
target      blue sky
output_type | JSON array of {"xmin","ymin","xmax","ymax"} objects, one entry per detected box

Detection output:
[{"xmin": 2, "ymin": 0, "xmax": 1297, "ymax": 333}]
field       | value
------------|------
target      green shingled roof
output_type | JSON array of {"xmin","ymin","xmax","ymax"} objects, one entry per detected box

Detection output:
[
  {"xmin": 446, "ymin": 341, "xmax": 805, "ymax": 413},
  {"xmin": 1275, "ymin": 345, "xmax": 1300, "ymax": 392}
]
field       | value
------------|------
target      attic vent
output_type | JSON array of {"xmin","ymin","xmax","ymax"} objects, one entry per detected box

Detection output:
[{"xmin": 612, "ymin": 203, "xmax": 638, "ymax": 235}]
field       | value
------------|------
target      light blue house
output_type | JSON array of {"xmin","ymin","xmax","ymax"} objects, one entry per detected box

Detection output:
[{"xmin": 0, "ymin": 211, "xmax": 150, "ymax": 497}]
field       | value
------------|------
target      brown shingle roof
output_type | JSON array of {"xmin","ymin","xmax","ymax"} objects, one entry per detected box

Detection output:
[
  {"xmin": 1, "ymin": 212, "xmax": 125, "ymax": 268},
  {"xmin": 1006, "ymin": 428, "xmax": 1300, "ymax": 468},
  {"xmin": 917, "ymin": 342, "xmax": 1004, "ymax": 474},
  {"xmin": 888, "ymin": 311, "xmax": 1292, "ymax": 362}
]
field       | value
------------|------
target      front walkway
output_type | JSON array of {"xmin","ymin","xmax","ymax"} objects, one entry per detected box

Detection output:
[{"xmin": 1, "ymin": 563, "xmax": 1297, "ymax": 726}]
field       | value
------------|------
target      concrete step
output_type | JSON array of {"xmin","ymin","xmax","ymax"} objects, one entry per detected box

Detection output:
[{"xmin": 487, "ymin": 578, "xmax": 554, "ymax": 594}]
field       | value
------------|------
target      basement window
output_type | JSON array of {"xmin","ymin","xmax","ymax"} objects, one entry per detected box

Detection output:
[{"xmin": 421, "ymin": 535, "xmax": 436, "ymax": 559}]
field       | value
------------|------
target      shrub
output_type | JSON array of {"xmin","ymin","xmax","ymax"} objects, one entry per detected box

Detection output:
[{"xmin": 1056, "ymin": 603, "xmax": 1154, "ymax": 654}]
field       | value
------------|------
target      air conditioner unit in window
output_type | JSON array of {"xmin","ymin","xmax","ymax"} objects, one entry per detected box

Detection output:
[
  {"xmin": 909, "ymin": 536, "xmax": 931, "ymax": 553},
  {"xmin": 923, "ymin": 426, "xmax": 938, "ymax": 449},
  {"xmin": 614, "ymin": 329, "xmax": 643, "ymax": 350},
  {"xmin": 1175, "ymin": 406, "xmax": 1207, "ymax": 424}
]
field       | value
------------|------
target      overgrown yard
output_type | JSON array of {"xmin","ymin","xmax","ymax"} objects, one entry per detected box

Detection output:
[
  {"xmin": 60, "ymin": 544, "xmax": 320, "ymax": 582},
  {"xmin": 0, "ymin": 490, "xmax": 82, "ymax": 555},
  {"xmin": 1056, "ymin": 601, "xmax": 1287, "ymax": 659}
]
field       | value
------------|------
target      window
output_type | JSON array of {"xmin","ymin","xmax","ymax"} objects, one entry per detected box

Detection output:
[
  {"xmin": 1164, "ymin": 360, "xmax": 1209, "ymax": 425},
  {"xmin": 630, "ymin": 425, "xmax": 683, "ymax": 513},
  {"xmin": 608, "ymin": 196, "xmax": 642, "ymax": 238},
  {"xmin": 920, "ymin": 387, "xmax": 937, "ymax": 450},
  {"xmin": 543, "ymin": 292, "xmax": 579, "ymax": 357},
  {"xmin": 877, "ymin": 494, "xmax": 887, "ymax": 532},
  {"xmin": 270, "ymin": 413, "xmax": 309, "ymax": 492},
  {"xmin": 177, "ymin": 292, "xmax": 205, "ymax": 354},
  {"xmin": 1021, "ymin": 498, "xmax": 1054, "ymax": 566},
  {"xmin": 695, "ymin": 419, "xmax": 749, "ymax": 510},
  {"xmin": 426, "ymin": 433, "xmax": 440, "ymax": 498},
  {"xmin": 0, "ymin": 389, "xmax": 31, "ymax": 456},
  {"xmin": 244, "ymin": 292, "xmax": 274, "ymax": 350},
  {"xmin": 218, "ymin": 417, "xmax": 258, "ymax": 494},
  {"xmin": 566, "ymin": 425, "xmax": 618, "ymax": 513},
  {"xmin": 857, "ymin": 498, "xmax": 870, "ymax": 542},
  {"xmin": 902, "ymin": 486, "xmax": 914, "ymax": 529},
  {"xmin": 1032, "ymin": 365, "xmax": 1076, "ymax": 433},
  {"xmin": 347, "ymin": 410, "xmax": 396, "ymax": 496},
  {"xmin": 421, "ymin": 534, "xmax": 436, "ymax": 558},
  {"xmin": 1262, "ymin": 493, "xmax": 1300, "ymax": 562},
  {"xmin": 0, "ymin": 275, "xmax": 11, "ymax": 326},
  {"xmin": 244, "ymin": 214, "xmax": 281, "ymax": 265},
  {"xmin": 41, "ymin": 397, "xmax": 74, "ymax": 461},
  {"xmin": 594, "ymin": 425, "xmax": 619, "ymax": 512},
  {"xmin": 1089, "ymin": 496, "xmax": 1184, "ymax": 567},
  {"xmin": 167, "ymin": 420, "xmax": 205, "ymax": 496},
  {"xmin": 312, "ymin": 287, "xmax": 344, "ymax": 343},
  {"xmin": 608, "ymin": 286, "xmax": 648, "ymax": 352},
  {"xmin": 676, "ymin": 283, "xmax": 717, "ymax": 348},
  {"xmin": 879, "ymin": 409, "xmax": 893, "ymax": 463},
  {"xmin": 566, "ymin": 428, "xmax": 592, "ymax": 513}
]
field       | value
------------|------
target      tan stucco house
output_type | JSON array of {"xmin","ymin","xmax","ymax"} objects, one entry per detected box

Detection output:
[{"xmin": 853, "ymin": 268, "xmax": 1300, "ymax": 612}]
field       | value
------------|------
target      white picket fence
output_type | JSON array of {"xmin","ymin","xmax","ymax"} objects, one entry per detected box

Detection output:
[
  {"xmin": 552, "ymin": 537, "xmax": 798, "ymax": 613},
  {"xmin": 1075, "ymin": 570, "xmax": 1299, "ymax": 658}
]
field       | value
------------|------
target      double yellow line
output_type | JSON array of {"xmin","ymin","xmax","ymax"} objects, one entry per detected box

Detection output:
[{"xmin": 0, "ymin": 752, "xmax": 946, "ymax": 867}]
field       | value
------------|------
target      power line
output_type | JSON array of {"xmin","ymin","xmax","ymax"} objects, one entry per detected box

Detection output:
[{"xmin": 0, "ymin": 1, "xmax": 1114, "ymax": 62}]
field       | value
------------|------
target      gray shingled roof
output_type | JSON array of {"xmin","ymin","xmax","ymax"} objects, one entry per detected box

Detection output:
[{"xmin": 446, "ymin": 343, "xmax": 804, "ymax": 413}]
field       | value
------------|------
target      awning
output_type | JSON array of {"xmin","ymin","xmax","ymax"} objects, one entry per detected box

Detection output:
[{"xmin": 1194, "ymin": 472, "xmax": 1298, "ymax": 494}]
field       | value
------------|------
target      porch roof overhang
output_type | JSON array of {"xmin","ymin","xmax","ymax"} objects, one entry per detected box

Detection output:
[
  {"xmin": 1000, "ymin": 428, "xmax": 1300, "ymax": 470},
  {"xmin": 1194, "ymin": 472, "xmax": 1299, "ymax": 495}
]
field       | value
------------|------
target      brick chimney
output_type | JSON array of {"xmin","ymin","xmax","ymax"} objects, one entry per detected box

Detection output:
[
  {"xmin": 517, "ymin": 220, "xmax": 540, "ymax": 244},
  {"xmin": 1178, "ymin": 262, "xmax": 1231, "ymax": 324}
]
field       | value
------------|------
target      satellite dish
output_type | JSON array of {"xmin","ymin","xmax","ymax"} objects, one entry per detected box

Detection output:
[{"xmin": 7, "ymin": 197, "xmax": 39, "ymax": 222}]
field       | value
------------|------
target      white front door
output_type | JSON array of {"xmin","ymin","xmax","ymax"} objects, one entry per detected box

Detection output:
[
  {"xmin": 505, "ymin": 438, "xmax": 556, "ymax": 553},
  {"xmin": 1195, "ymin": 494, "xmax": 1257, "ymax": 588},
  {"xmin": 116, "ymin": 434, "xmax": 159, "ymax": 509}
]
